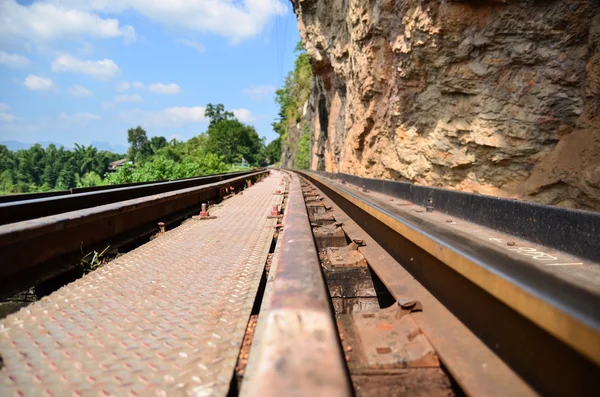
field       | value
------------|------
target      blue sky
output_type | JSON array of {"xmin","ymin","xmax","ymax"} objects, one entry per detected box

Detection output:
[{"xmin": 0, "ymin": 0, "xmax": 300, "ymax": 148}]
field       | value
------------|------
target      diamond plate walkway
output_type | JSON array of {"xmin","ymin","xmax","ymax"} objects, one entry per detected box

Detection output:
[{"xmin": 0, "ymin": 171, "xmax": 283, "ymax": 397}]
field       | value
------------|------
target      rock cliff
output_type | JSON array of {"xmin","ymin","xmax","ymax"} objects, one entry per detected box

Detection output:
[{"xmin": 289, "ymin": 0, "xmax": 600, "ymax": 211}]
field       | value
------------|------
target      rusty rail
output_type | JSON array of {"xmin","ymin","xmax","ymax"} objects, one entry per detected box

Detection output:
[
  {"xmin": 0, "ymin": 169, "xmax": 260, "ymax": 204},
  {"xmin": 297, "ymin": 170, "xmax": 600, "ymax": 396},
  {"xmin": 0, "ymin": 170, "xmax": 268, "ymax": 298},
  {"xmin": 241, "ymin": 172, "xmax": 352, "ymax": 396},
  {"xmin": 0, "ymin": 169, "xmax": 261, "ymax": 225}
]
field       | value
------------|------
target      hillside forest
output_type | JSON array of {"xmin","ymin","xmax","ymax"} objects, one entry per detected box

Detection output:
[{"xmin": 0, "ymin": 104, "xmax": 282, "ymax": 194}]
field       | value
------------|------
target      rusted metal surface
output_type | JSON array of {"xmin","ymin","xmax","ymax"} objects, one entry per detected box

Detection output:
[
  {"xmin": 0, "ymin": 170, "xmax": 261, "ymax": 225},
  {"xmin": 326, "ymin": 242, "xmax": 368, "ymax": 268},
  {"xmin": 299, "ymin": 173, "xmax": 538, "ymax": 397},
  {"xmin": 0, "ymin": 170, "xmax": 268, "ymax": 298},
  {"xmin": 300, "ymin": 171, "xmax": 600, "ymax": 394},
  {"xmin": 337, "ymin": 306, "xmax": 452, "ymax": 397},
  {"xmin": 0, "ymin": 172, "xmax": 281, "ymax": 396},
  {"xmin": 350, "ymin": 305, "xmax": 439, "ymax": 369},
  {"xmin": 0, "ymin": 171, "xmax": 260, "ymax": 205},
  {"xmin": 312, "ymin": 223, "xmax": 347, "ymax": 250},
  {"xmin": 240, "ymin": 172, "xmax": 352, "ymax": 397}
]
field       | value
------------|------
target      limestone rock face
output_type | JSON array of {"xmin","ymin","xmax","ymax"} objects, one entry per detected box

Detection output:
[{"xmin": 290, "ymin": 0, "xmax": 600, "ymax": 210}]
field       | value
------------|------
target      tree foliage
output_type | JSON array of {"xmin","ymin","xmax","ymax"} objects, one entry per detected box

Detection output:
[
  {"xmin": 1, "ymin": 104, "xmax": 270, "ymax": 195},
  {"xmin": 205, "ymin": 103, "xmax": 235, "ymax": 127},
  {"xmin": 273, "ymin": 41, "xmax": 313, "ymax": 167},
  {"xmin": 0, "ymin": 144, "xmax": 121, "ymax": 193},
  {"xmin": 295, "ymin": 133, "xmax": 310, "ymax": 169},
  {"xmin": 205, "ymin": 105, "xmax": 264, "ymax": 164},
  {"xmin": 263, "ymin": 137, "xmax": 281, "ymax": 164},
  {"xmin": 127, "ymin": 126, "xmax": 151, "ymax": 164}
]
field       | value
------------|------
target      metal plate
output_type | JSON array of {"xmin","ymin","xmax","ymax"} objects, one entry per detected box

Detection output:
[{"xmin": 0, "ymin": 172, "xmax": 281, "ymax": 397}]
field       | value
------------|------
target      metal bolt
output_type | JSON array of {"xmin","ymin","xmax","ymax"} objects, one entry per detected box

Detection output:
[
  {"xmin": 269, "ymin": 205, "xmax": 280, "ymax": 217},
  {"xmin": 507, "ymin": 241, "xmax": 516, "ymax": 246},
  {"xmin": 199, "ymin": 203, "xmax": 210, "ymax": 217},
  {"xmin": 158, "ymin": 222, "xmax": 165, "ymax": 233},
  {"xmin": 362, "ymin": 185, "xmax": 368, "ymax": 192}
]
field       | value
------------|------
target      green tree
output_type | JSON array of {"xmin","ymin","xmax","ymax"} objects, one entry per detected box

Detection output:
[
  {"xmin": 77, "ymin": 172, "xmax": 106, "ymax": 188},
  {"xmin": 273, "ymin": 41, "xmax": 313, "ymax": 165},
  {"xmin": 295, "ymin": 132, "xmax": 310, "ymax": 169},
  {"xmin": 150, "ymin": 136, "xmax": 168, "ymax": 154},
  {"xmin": 263, "ymin": 138, "xmax": 281, "ymax": 165},
  {"xmin": 205, "ymin": 118, "xmax": 264, "ymax": 164},
  {"xmin": 127, "ymin": 126, "xmax": 151, "ymax": 164},
  {"xmin": 205, "ymin": 103, "xmax": 234, "ymax": 127}
]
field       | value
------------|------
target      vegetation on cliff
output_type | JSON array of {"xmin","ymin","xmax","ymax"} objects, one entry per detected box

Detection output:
[{"xmin": 273, "ymin": 42, "xmax": 313, "ymax": 169}]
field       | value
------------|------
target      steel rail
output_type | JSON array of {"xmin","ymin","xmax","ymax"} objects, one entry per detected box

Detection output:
[
  {"xmin": 0, "ymin": 179, "xmax": 170, "ymax": 204},
  {"xmin": 0, "ymin": 170, "xmax": 269, "ymax": 298},
  {"xmin": 298, "ymin": 170, "xmax": 600, "ymax": 394},
  {"xmin": 0, "ymin": 169, "xmax": 257, "ymax": 204},
  {"xmin": 0, "ymin": 169, "xmax": 260, "ymax": 225},
  {"xmin": 298, "ymin": 174, "xmax": 537, "ymax": 396},
  {"xmin": 317, "ymin": 171, "xmax": 600, "ymax": 263},
  {"xmin": 241, "ymin": 171, "xmax": 352, "ymax": 396}
]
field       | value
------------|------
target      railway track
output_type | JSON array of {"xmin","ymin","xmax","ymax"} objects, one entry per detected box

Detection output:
[
  {"xmin": 295, "ymin": 171, "xmax": 600, "ymax": 396},
  {"xmin": 0, "ymin": 169, "xmax": 267, "ymax": 297},
  {"xmin": 0, "ymin": 170, "xmax": 260, "ymax": 225},
  {"xmin": 0, "ymin": 169, "xmax": 598, "ymax": 396}
]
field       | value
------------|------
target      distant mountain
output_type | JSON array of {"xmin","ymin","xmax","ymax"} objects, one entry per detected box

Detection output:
[
  {"xmin": 1, "ymin": 140, "xmax": 127, "ymax": 154},
  {"xmin": 90, "ymin": 141, "xmax": 128, "ymax": 154},
  {"xmin": 0, "ymin": 141, "xmax": 31, "ymax": 151}
]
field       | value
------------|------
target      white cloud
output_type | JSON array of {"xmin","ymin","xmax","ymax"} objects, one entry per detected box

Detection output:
[
  {"xmin": 233, "ymin": 108, "xmax": 256, "ymax": 123},
  {"xmin": 0, "ymin": 1, "xmax": 136, "ymax": 44},
  {"xmin": 52, "ymin": 55, "xmax": 120, "ymax": 80},
  {"xmin": 114, "ymin": 94, "xmax": 143, "ymax": 102},
  {"xmin": 117, "ymin": 81, "xmax": 131, "ymax": 92},
  {"xmin": 117, "ymin": 81, "xmax": 181, "ymax": 95},
  {"xmin": 118, "ymin": 106, "xmax": 207, "ymax": 127},
  {"xmin": 178, "ymin": 39, "xmax": 205, "ymax": 53},
  {"xmin": 68, "ymin": 85, "xmax": 93, "ymax": 97},
  {"xmin": 24, "ymin": 74, "xmax": 54, "ymax": 91},
  {"xmin": 4, "ymin": 0, "xmax": 286, "ymax": 43},
  {"xmin": 124, "ymin": 0, "xmax": 287, "ymax": 42},
  {"xmin": 0, "ymin": 113, "xmax": 16, "ymax": 123},
  {"xmin": 59, "ymin": 112, "xmax": 100, "ymax": 124},
  {"xmin": 0, "ymin": 103, "xmax": 11, "ymax": 112},
  {"xmin": 148, "ymin": 83, "xmax": 182, "ymax": 95},
  {"xmin": 101, "ymin": 101, "xmax": 114, "ymax": 110},
  {"xmin": 117, "ymin": 81, "xmax": 145, "ymax": 92},
  {"xmin": 0, "ymin": 51, "xmax": 29, "ymax": 68},
  {"xmin": 243, "ymin": 85, "xmax": 276, "ymax": 101}
]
